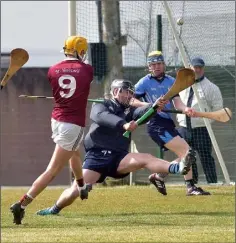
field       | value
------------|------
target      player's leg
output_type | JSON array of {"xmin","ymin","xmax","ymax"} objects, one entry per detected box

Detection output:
[
  {"xmin": 148, "ymin": 125, "xmax": 208, "ymax": 195},
  {"xmin": 69, "ymin": 150, "xmax": 89, "ymax": 200},
  {"xmin": 10, "ymin": 120, "xmax": 84, "ymax": 224},
  {"xmin": 36, "ymin": 149, "xmax": 191, "ymax": 217},
  {"xmin": 188, "ymin": 150, "xmax": 199, "ymax": 184},
  {"xmin": 117, "ymin": 151, "xmax": 192, "ymax": 176},
  {"xmin": 10, "ymin": 144, "xmax": 73, "ymax": 224},
  {"xmin": 164, "ymin": 135, "xmax": 194, "ymax": 176},
  {"xmin": 178, "ymin": 126, "xmax": 198, "ymax": 183},
  {"xmin": 193, "ymin": 128, "xmax": 217, "ymax": 184},
  {"xmin": 28, "ymin": 146, "xmax": 74, "ymax": 197},
  {"xmin": 37, "ymin": 169, "xmax": 100, "ymax": 216},
  {"xmin": 147, "ymin": 125, "xmax": 195, "ymax": 195},
  {"xmin": 57, "ymin": 169, "xmax": 99, "ymax": 207},
  {"xmin": 164, "ymin": 135, "xmax": 210, "ymax": 195},
  {"xmin": 167, "ymin": 129, "xmax": 210, "ymax": 195},
  {"xmin": 70, "ymin": 150, "xmax": 83, "ymax": 181},
  {"xmin": 37, "ymin": 149, "xmax": 106, "ymax": 216},
  {"xmin": 165, "ymin": 135, "xmax": 189, "ymax": 157}
]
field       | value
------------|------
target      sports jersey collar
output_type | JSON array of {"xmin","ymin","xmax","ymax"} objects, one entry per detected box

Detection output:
[
  {"xmin": 111, "ymin": 98, "xmax": 119, "ymax": 106},
  {"xmin": 111, "ymin": 98, "xmax": 126, "ymax": 109},
  {"xmin": 63, "ymin": 57, "xmax": 79, "ymax": 61},
  {"xmin": 149, "ymin": 73, "xmax": 166, "ymax": 83}
]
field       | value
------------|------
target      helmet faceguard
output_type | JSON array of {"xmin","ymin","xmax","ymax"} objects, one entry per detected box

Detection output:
[
  {"xmin": 147, "ymin": 51, "xmax": 164, "ymax": 64},
  {"xmin": 110, "ymin": 79, "xmax": 135, "ymax": 108},
  {"xmin": 147, "ymin": 51, "xmax": 166, "ymax": 78}
]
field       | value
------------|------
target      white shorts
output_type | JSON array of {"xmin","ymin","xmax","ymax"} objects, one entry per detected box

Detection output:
[{"xmin": 51, "ymin": 118, "xmax": 84, "ymax": 151}]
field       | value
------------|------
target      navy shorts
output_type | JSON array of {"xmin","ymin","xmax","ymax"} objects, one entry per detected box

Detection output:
[
  {"xmin": 147, "ymin": 125, "xmax": 181, "ymax": 150},
  {"xmin": 83, "ymin": 149, "xmax": 129, "ymax": 183}
]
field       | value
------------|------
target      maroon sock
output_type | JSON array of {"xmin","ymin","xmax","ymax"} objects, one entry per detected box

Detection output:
[{"xmin": 19, "ymin": 194, "xmax": 33, "ymax": 208}]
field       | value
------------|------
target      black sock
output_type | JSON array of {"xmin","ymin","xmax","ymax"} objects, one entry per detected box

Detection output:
[
  {"xmin": 76, "ymin": 178, "xmax": 84, "ymax": 187},
  {"xmin": 185, "ymin": 179, "xmax": 195, "ymax": 188},
  {"xmin": 50, "ymin": 204, "xmax": 61, "ymax": 214}
]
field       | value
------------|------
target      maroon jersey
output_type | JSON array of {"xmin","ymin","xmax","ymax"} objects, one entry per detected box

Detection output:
[{"xmin": 48, "ymin": 58, "xmax": 93, "ymax": 127}]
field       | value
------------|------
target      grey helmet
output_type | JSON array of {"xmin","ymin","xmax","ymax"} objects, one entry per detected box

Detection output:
[
  {"xmin": 110, "ymin": 79, "xmax": 135, "ymax": 94},
  {"xmin": 110, "ymin": 79, "xmax": 135, "ymax": 108}
]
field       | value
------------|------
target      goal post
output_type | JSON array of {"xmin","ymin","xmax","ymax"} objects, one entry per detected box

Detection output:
[
  {"xmin": 68, "ymin": 1, "xmax": 76, "ymax": 36},
  {"xmin": 68, "ymin": 1, "xmax": 77, "ymax": 184},
  {"xmin": 162, "ymin": 1, "xmax": 231, "ymax": 184}
]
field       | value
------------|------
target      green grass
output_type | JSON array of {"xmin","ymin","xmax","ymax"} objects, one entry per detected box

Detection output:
[{"xmin": 1, "ymin": 186, "xmax": 235, "ymax": 243}]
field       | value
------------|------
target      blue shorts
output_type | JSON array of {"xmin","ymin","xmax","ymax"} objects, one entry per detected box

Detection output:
[
  {"xmin": 147, "ymin": 125, "xmax": 181, "ymax": 150},
  {"xmin": 83, "ymin": 148, "xmax": 129, "ymax": 183}
]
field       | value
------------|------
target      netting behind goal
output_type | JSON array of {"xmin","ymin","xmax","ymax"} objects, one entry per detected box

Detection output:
[{"xmin": 76, "ymin": 1, "xmax": 235, "ymax": 184}]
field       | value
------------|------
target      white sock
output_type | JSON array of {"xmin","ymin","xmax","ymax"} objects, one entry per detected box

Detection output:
[{"xmin": 78, "ymin": 184, "xmax": 86, "ymax": 191}]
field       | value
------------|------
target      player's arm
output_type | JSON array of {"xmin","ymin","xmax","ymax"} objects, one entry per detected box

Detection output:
[
  {"xmin": 172, "ymin": 95, "xmax": 196, "ymax": 117},
  {"xmin": 91, "ymin": 103, "xmax": 138, "ymax": 132},
  {"xmin": 132, "ymin": 104, "xmax": 153, "ymax": 124},
  {"xmin": 131, "ymin": 79, "xmax": 149, "ymax": 107},
  {"xmin": 90, "ymin": 103, "xmax": 127, "ymax": 130},
  {"xmin": 131, "ymin": 96, "xmax": 168, "ymax": 125},
  {"xmin": 172, "ymin": 95, "xmax": 186, "ymax": 111},
  {"xmin": 130, "ymin": 97, "xmax": 149, "ymax": 107}
]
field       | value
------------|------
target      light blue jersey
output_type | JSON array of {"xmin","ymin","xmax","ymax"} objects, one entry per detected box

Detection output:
[{"xmin": 135, "ymin": 74, "xmax": 176, "ymax": 120}]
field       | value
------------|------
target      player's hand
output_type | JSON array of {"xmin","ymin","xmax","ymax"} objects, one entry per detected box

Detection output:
[
  {"xmin": 184, "ymin": 107, "xmax": 196, "ymax": 117},
  {"xmin": 153, "ymin": 96, "xmax": 169, "ymax": 112},
  {"xmin": 123, "ymin": 120, "xmax": 138, "ymax": 132}
]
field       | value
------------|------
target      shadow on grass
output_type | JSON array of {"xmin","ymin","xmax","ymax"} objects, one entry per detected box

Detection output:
[
  {"xmin": 2, "ymin": 211, "xmax": 234, "ymax": 229},
  {"xmin": 65, "ymin": 211, "xmax": 234, "ymax": 217},
  {"xmin": 208, "ymin": 192, "xmax": 236, "ymax": 196}
]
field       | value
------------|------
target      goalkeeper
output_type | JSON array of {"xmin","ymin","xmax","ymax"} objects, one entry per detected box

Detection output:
[{"xmin": 132, "ymin": 51, "xmax": 210, "ymax": 196}]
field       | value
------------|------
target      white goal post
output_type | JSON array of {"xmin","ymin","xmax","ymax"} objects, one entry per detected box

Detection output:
[
  {"xmin": 162, "ymin": 1, "xmax": 231, "ymax": 185},
  {"xmin": 68, "ymin": 1, "xmax": 77, "ymax": 184},
  {"xmin": 68, "ymin": 1, "xmax": 77, "ymax": 36}
]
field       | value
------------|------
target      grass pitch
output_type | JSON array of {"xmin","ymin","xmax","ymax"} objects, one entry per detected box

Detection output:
[{"xmin": 1, "ymin": 185, "xmax": 235, "ymax": 243}]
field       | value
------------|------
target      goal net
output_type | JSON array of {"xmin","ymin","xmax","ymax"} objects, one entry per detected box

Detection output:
[{"xmin": 75, "ymin": 1, "xmax": 235, "ymax": 184}]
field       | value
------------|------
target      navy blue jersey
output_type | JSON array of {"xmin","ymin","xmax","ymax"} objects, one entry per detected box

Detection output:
[{"xmin": 83, "ymin": 99, "xmax": 152, "ymax": 152}]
